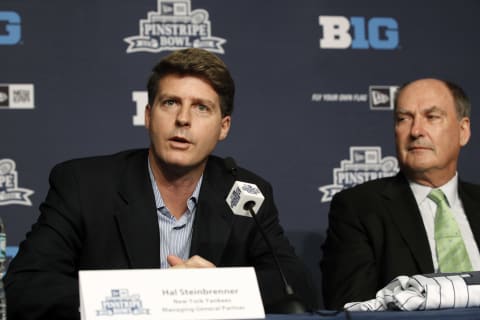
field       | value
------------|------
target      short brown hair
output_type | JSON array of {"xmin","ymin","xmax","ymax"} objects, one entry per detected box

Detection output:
[{"xmin": 147, "ymin": 48, "xmax": 235, "ymax": 117}]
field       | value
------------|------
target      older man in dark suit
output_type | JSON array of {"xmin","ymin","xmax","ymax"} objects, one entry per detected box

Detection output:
[{"xmin": 321, "ymin": 78, "xmax": 480, "ymax": 310}]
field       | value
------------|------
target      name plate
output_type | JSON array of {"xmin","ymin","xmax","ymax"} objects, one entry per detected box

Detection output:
[{"xmin": 79, "ymin": 267, "xmax": 265, "ymax": 320}]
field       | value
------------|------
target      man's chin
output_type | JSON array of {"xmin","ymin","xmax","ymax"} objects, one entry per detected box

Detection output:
[
  {"xmin": 160, "ymin": 158, "xmax": 208, "ymax": 175},
  {"xmin": 405, "ymin": 164, "xmax": 432, "ymax": 173},
  {"xmin": 402, "ymin": 154, "xmax": 435, "ymax": 168}
]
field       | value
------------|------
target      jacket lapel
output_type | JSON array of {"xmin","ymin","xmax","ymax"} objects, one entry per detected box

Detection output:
[
  {"xmin": 459, "ymin": 181, "xmax": 480, "ymax": 249},
  {"xmin": 189, "ymin": 157, "xmax": 234, "ymax": 265},
  {"xmin": 114, "ymin": 150, "xmax": 160, "ymax": 268},
  {"xmin": 383, "ymin": 173, "xmax": 434, "ymax": 273}
]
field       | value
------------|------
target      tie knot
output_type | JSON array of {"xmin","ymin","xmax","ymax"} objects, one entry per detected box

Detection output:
[{"xmin": 428, "ymin": 189, "xmax": 447, "ymax": 206}]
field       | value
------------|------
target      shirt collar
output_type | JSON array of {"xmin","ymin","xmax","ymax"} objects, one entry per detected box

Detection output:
[
  {"xmin": 147, "ymin": 158, "xmax": 203, "ymax": 214},
  {"xmin": 408, "ymin": 172, "xmax": 459, "ymax": 207}
]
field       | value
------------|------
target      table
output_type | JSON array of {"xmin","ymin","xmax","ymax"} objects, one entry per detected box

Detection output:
[{"xmin": 267, "ymin": 308, "xmax": 480, "ymax": 320}]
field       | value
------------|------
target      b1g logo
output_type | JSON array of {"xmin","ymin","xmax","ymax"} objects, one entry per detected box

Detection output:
[
  {"xmin": 319, "ymin": 16, "xmax": 399, "ymax": 50},
  {"xmin": 0, "ymin": 11, "xmax": 21, "ymax": 45},
  {"xmin": 131, "ymin": 91, "xmax": 147, "ymax": 126}
]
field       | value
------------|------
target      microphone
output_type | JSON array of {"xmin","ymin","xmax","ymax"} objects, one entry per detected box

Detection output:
[{"xmin": 225, "ymin": 177, "xmax": 307, "ymax": 314}]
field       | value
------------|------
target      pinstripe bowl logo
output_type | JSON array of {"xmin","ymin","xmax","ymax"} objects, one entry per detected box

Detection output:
[
  {"xmin": 124, "ymin": 0, "xmax": 226, "ymax": 54},
  {"xmin": 97, "ymin": 289, "xmax": 150, "ymax": 316},
  {"xmin": 319, "ymin": 146, "xmax": 399, "ymax": 202},
  {"xmin": 0, "ymin": 159, "xmax": 34, "ymax": 206},
  {"xmin": 229, "ymin": 186, "xmax": 241, "ymax": 208}
]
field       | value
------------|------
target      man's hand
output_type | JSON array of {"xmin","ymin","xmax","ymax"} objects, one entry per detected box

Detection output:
[{"xmin": 167, "ymin": 255, "xmax": 216, "ymax": 268}]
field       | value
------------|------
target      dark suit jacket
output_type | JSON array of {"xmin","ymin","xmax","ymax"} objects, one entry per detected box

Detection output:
[
  {"xmin": 320, "ymin": 172, "xmax": 480, "ymax": 310},
  {"xmin": 5, "ymin": 149, "xmax": 316, "ymax": 319}
]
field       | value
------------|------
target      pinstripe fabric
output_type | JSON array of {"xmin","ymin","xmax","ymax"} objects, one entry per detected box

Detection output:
[
  {"xmin": 345, "ymin": 272, "xmax": 480, "ymax": 311},
  {"xmin": 148, "ymin": 160, "xmax": 202, "ymax": 268}
]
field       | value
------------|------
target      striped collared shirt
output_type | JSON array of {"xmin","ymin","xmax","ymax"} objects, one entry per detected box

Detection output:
[{"xmin": 148, "ymin": 159, "xmax": 202, "ymax": 268}]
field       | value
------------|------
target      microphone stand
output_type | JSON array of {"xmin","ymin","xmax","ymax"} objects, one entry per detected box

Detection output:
[{"xmin": 244, "ymin": 201, "xmax": 307, "ymax": 314}]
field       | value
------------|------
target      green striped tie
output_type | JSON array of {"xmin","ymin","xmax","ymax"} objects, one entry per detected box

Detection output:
[{"xmin": 428, "ymin": 189, "xmax": 472, "ymax": 273}]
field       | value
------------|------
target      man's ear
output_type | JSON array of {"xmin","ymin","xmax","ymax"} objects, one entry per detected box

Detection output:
[
  {"xmin": 459, "ymin": 117, "xmax": 471, "ymax": 147},
  {"xmin": 219, "ymin": 115, "xmax": 231, "ymax": 141},
  {"xmin": 145, "ymin": 104, "xmax": 151, "ymax": 129}
]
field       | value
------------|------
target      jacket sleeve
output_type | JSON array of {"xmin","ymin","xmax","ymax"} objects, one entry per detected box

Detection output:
[
  {"xmin": 320, "ymin": 189, "xmax": 380, "ymax": 310},
  {"xmin": 5, "ymin": 162, "xmax": 83, "ymax": 320}
]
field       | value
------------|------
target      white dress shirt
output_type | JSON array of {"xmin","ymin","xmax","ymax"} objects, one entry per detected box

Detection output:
[{"xmin": 409, "ymin": 173, "xmax": 480, "ymax": 272}]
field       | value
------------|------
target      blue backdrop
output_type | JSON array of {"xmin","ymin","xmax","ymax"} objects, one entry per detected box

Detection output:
[{"xmin": 2, "ymin": 0, "xmax": 480, "ymax": 306}]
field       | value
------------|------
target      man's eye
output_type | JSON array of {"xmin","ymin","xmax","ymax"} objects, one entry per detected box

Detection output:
[
  {"xmin": 163, "ymin": 99, "xmax": 176, "ymax": 107},
  {"xmin": 196, "ymin": 104, "xmax": 209, "ymax": 112}
]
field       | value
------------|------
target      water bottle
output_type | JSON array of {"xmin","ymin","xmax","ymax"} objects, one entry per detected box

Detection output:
[{"xmin": 0, "ymin": 217, "xmax": 6, "ymax": 320}]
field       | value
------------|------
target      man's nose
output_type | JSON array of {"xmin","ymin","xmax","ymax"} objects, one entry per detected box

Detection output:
[
  {"xmin": 175, "ymin": 104, "xmax": 191, "ymax": 126},
  {"xmin": 410, "ymin": 118, "xmax": 425, "ymax": 138}
]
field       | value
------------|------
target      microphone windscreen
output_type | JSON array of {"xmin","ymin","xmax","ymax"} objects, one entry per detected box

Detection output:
[{"xmin": 226, "ymin": 181, "xmax": 265, "ymax": 217}]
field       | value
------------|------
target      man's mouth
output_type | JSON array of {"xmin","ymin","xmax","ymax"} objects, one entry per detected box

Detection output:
[
  {"xmin": 170, "ymin": 136, "xmax": 189, "ymax": 143},
  {"xmin": 169, "ymin": 136, "xmax": 192, "ymax": 149},
  {"xmin": 408, "ymin": 145, "xmax": 433, "ymax": 152}
]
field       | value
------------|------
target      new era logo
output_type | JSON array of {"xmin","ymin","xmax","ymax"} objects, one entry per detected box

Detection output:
[
  {"xmin": 369, "ymin": 85, "xmax": 398, "ymax": 110},
  {"xmin": 0, "ymin": 84, "xmax": 35, "ymax": 109}
]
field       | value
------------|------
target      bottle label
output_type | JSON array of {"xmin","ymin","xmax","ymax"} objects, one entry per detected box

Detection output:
[{"xmin": 0, "ymin": 233, "xmax": 5, "ymax": 264}]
